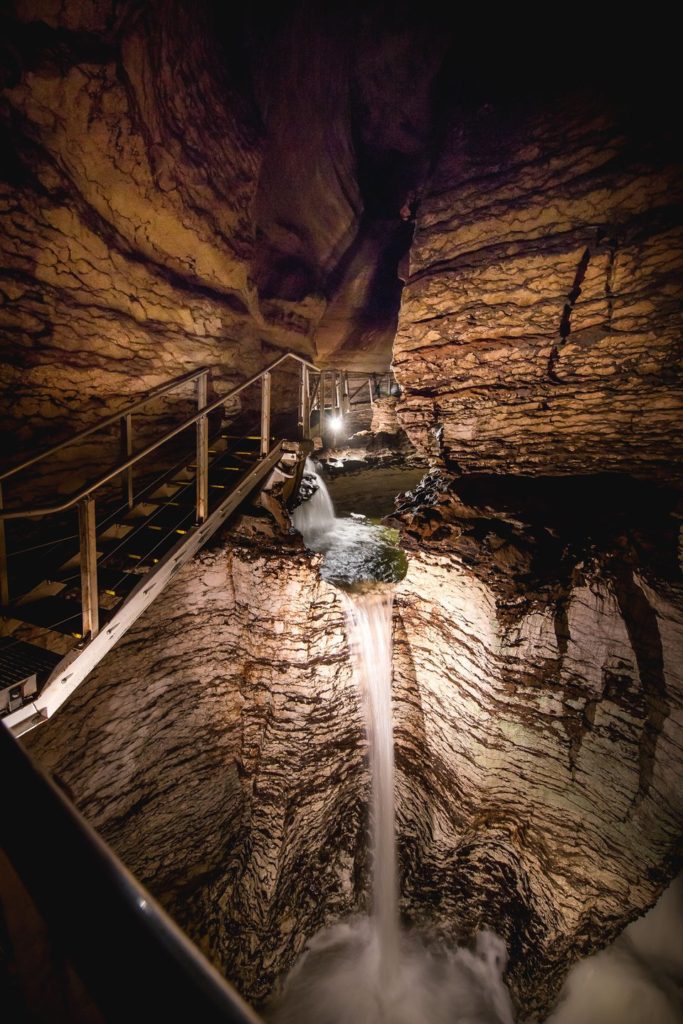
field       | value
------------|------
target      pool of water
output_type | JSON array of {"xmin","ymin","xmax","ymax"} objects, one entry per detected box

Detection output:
[{"xmin": 292, "ymin": 460, "xmax": 408, "ymax": 589}]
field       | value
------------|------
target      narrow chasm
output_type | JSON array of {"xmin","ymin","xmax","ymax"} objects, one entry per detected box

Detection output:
[{"xmin": 2, "ymin": 5, "xmax": 682, "ymax": 1024}]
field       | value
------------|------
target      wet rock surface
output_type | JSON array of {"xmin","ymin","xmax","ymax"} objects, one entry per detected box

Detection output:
[
  {"xmin": 388, "ymin": 471, "xmax": 683, "ymax": 1015},
  {"xmin": 24, "ymin": 487, "xmax": 683, "ymax": 1017}
]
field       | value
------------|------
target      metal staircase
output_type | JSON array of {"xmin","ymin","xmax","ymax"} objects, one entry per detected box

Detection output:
[
  {"xmin": 0, "ymin": 356, "xmax": 388, "ymax": 737},
  {"xmin": 0, "ymin": 353, "xmax": 320, "ymax": 737}
]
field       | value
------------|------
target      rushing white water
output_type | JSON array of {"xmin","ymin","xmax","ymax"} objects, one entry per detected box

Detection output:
[
  {"xmin": 291, "ymin": 459, "xmax": 407, "ymax": 587},
  {"xmin": 291, "ymin": 457, "xmax": 335, "ymax": 543},
  {"xmin": 270, "ymin": 465, "xmax": 514, "ymax": 1023},
  {"xmin": 342, "ymin": 589, "xmax": 399, "ymax": 984}
]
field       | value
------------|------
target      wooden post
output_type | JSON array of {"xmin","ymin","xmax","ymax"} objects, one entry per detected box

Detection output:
[
  {"xmin": 260, "ymin": 371, "xmax": 272, "ymax": 457},
  {"xmin": 341, "ymin": 372, "xmax": 351, "ymax": 414},
  {"xmin": 120, "ymin": 413, "xmax": 134, "ymax": 510},
  {"xmin": 78, "ymin": 496, "xmax": 99, "ymax": 639},
  {"xmin": 0, "ymin": 483, "xmax": 8, "ymax": 607},
  {"xmin": 319, "ymin": 372, "xmax": 327, "ymax": 435},
  {"xmin": 300, "ymin": 363, "xmax": 310, "ymax": 439},
  {"xmin": 196, "ymin": 371, "xmax": 209, "ymax": 522}
]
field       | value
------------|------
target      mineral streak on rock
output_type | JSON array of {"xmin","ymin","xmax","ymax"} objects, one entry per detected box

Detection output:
[
  {"xmin": 24, "ymin": 486, "xmax": 683, "ymax": 1015},
  {"xmin": 394, "ymin": 94, "xmax": 683, "ymax": 479}
]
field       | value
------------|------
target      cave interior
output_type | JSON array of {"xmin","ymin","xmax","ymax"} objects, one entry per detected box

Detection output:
[{"xmin": 0, "ymin": 3, "xmax": 682, "ymax": 1023}]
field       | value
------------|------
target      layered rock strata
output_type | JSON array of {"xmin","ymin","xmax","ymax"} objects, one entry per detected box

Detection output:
[
  {"xmin": 25, "ymin": 524, "xmax": 366, "ymax": 1005},
  {"xmin": 394, "ymin": 93, "xmax": 683, "ymax": 480},
  {"xmin": 1, "ymin": 1, "xmax": 451, "ymax": 482},
  {"xmin": 24, "ymin": 486, "xmax": 683, "ymax": 1017},
  {"xmin": 1, "ymin": 0, "xmax": 269, "ymax": 468},
  {"xmin": 390, "ymin": 472, "xmax": 683, "ymax": 1016}
]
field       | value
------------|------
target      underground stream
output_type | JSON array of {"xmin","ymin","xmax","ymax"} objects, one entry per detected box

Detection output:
[{"xmin": 268, "ymin": 461, "xmax": 514, "ymax": 1024}]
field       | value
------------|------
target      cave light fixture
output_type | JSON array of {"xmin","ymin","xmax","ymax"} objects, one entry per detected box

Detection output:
[{"xmin": 329, "ymin": 413, "xmax": 344, "ymax": 434}]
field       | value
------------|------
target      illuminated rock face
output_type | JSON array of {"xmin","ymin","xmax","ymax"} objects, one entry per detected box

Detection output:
[
  {"xmin": 25, "ymin": 492, "xmax": 683, "ymax": 1015},
  {"xmin": 394, "ymin": 96, "xmax": 683, "ymax": 480},
  {"xmin": 4, "ymin": 3, "xmax": 682, "ymax": 1019},
  {"xmin": 390, "ymin": 473, "xmax": 683, "ymax": 1017},
  {"xmin": 0, "ymin": 2, "xmax": 445, "ymax": 463},
  {"xmin": 25, "ymin": 532, "xmax": 366, "ymax": 1005},
  {"xmin": 1, "ymin": 1, "xmax": 270, "ymax": 460}
]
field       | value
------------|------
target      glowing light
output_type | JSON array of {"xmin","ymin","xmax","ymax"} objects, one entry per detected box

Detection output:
[{"xmin": 329, "ymin": 415, "xmax": 343, "ymax": 432}]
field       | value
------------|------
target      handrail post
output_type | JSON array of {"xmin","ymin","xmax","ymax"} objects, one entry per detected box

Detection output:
[
  {"xmin": 341, "ymin": 371, "xmax": 350, "ymax": 414},
  {"xmin": 120, "ymin": 413, "xmax": 134, "ymax": 510},
  {"xmin": 78, "ymin": 497, "xmax": 99, "ymax": 639},
  {"xmin": 319, "ymin": 372, "xmax": 326, "ymax": 434},
  {"xmin": 0, "ymin": 482, "xmax": 9, "ymax": 606},
  {"xmin": 300, "ymin": 364, "xmax": 310, "ymax": 440},
  {"xmin": 260, "ymin": 371, "xmax": 272, "ymax": 457},
  {"xmin": 196, "ymin": 371, "xmax": 209, "ymax": 523},
  {"xmin": 334, "ymin": 371, "xmax": 341, "ymax": 414}
]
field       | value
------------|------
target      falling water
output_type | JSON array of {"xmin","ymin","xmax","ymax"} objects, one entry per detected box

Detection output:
[
  {"xmin": 341, "ymin": 588, "xmax": 399, "ymax": 985},
  {"xmin": 292, "ymin": 459, "xmax": 407, "ymax": 587},
  {"xmin": 291, "ymin": 457, "xmax": 335, "ymax": 542},
  {"xmin": 270, "ymin": 461, "xmax": 515, "ymax": 1024}
]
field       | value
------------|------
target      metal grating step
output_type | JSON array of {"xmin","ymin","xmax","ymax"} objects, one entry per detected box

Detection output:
[
  {"xmin": 0, "ymin": 637, "xmax": 62, "ymax": 688},
  {"xmin": 6, "ymin": 597, "xmax": 100, "ymax": 638}
]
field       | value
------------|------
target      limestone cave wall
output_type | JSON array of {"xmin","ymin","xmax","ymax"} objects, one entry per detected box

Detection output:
[
  {"xmin": 1, "ymin": 0, "xmax": 270, "ymax": 464},
  {"xmin": 394, "ymin": 87, "xmax": 683, "ymax": 479},
  {"xmin": 2, "ymin": 5, "xmax": 682, "ymax": 1021},
  {"xmin": 0, "ymin": 1, "xmax": 449, "ymax": 476},
  {"xmin": 24, "ymin": 496, "xmax": 683, "ymax": 1016}
]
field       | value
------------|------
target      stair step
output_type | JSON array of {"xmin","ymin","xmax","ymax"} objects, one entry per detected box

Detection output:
[
  {"xmin": 0, "ymin": 616, "xmax": 80, "ymax": 657},
  {"xmin": 95, "ymin": 567, "xmax": 140, "ymax": 597},
  {"xmin": 5, "ymin": 597, "xmax": 103, "ymax": 638},
  {"xmin": 131, "ymin": 505, "xmax": 196, "ymax": 531},
  {"xmin": 7, "ymin": 537, "xmax": 79, "ymax": 593},
  {"xmin": 99, "ymin": 529, "xmax": 187, "ymax": 572},
  {"xmin": 2, "ymin": 439, "xmax": 274, "ymax": 655},
  {"xmin": 0, "ymin": 637, "xmax": 63, "ymax": 689}
]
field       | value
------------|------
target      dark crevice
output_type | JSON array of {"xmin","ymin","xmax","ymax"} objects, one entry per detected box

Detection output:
[
  {"xmin": 547, "ymin": 246, "xmax": 591, "ymax": 383},
  {"xmin": 611, "ymin": 567, "xmax": 670, "ymax": 810}
]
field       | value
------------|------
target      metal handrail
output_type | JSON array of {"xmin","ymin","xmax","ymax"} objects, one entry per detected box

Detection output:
[
  {"xmin": 0, "ymin": 364, "xmax": 211, "ymax": 484},
  {"xmin": 0, "ymin": 350, "xmax": 385, "ymax": 712},
  {"xmin": 0, "ymin": 351, "xmax": 318, "ymax": 521},
  {"xmin": 0, "ymin": 349, "xmax": 320, "ymax": 624},
  {"xmin": 0, "ymin": 355, "xmax": 380, "ymax": 640},
  {"xmin": 0, "ymin": 722, "xmax": 263, "ymax": 1023}
]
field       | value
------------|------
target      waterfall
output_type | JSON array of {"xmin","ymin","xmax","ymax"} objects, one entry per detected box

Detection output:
[
  {"xmin": 271, "ymin": 464, "xmax": 514, "ymax": 1024},
  {"xmin": 291, "ymin": 458, "xmax": 335, "ymax": 545},
  {"xmin": 291, "ymin": 459, "xmax": 407, "ymax": 587},
  {"xmin": 341, "ymin": 588, "xmax": 399, "ymax": 985}
]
